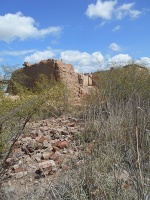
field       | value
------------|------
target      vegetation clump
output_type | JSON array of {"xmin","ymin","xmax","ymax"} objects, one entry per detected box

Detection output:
[{"xmin": 0, "ymin": 70, "xmax": 66, "ymax": 155}]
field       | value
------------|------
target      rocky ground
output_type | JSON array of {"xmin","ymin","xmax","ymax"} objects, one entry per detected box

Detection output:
[
  {"xmin": 1, "ymin": 114, "xmax": 147, "ymax": 199},
  {"xmin": 0, "ymin": 115, "xmax": 85, "ymax": 199}
]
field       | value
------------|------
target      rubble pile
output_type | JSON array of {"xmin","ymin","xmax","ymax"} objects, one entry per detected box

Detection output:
[{"xmin": 2, "ymin": 115, "xmax": 84, "ymax": 181}]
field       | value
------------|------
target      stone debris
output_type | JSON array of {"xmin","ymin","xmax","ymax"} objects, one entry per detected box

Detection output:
[
  {"xmin": 16, "ymin": 171, "xmax": 28, "ymax": 179},
  {"xmin": 2, "ymin": 115, "xmax": 83, "ymax": 182}
]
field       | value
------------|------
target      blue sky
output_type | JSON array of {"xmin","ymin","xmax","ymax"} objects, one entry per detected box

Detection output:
[{"xmin": 0, "ymin": 0, "xmax": 150, "ymax": 73}]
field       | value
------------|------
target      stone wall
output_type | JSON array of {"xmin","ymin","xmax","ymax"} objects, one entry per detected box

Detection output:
[
  {"xmin": 21, "ymin": 59, "xmax": 95, "ymax": 102},
  {"xmin": 22, "ymin": 59, "xmax": 58, "ymax": 88}
]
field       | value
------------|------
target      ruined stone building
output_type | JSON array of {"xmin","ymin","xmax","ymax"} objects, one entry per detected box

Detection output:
[{"xmin": 20, "ymin": 59, "xmax": 95, "ymax": 102}]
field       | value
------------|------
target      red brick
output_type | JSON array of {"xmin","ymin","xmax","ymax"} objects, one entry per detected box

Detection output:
[
  {"xmin": 38, "ymin": 136, "xmax": 50, "ymax": 143},
  {"xmin": 52, "ymin": 146, "xmax": 60, "ymax": 152},
  {"xmin": 49, "ymin": 152, "xmax": 59, "ymax": 161}
]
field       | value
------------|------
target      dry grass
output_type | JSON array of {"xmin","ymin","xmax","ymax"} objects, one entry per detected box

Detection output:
[{"xmin": 1, "ymin": 66, "xmax": 150, "ymax": 200}]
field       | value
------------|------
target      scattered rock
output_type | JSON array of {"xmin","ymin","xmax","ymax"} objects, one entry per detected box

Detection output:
[
  {"xmin": 32, "ymin": 153, "xmax": 42, "ymax": 162},
  {"xmin": 20, "ymin": 180, "xmax": 25, "ymax": 185},
  {"xmin": 6, "ymin": 158, "xmax": 13, "ymax": 165},
  {"xmin": 49, "ymin": 152, "xmax": 60, "ymax": 161},
  {"xmin": 16, "ymin": 171, "xmax": 27, "ymax": 179},
  {"xmin": 42, "ymin": 152, "xmax": 50, "ymax": 160},
  {"xmin": 43, "ymin": 140, "xmax": 52, "ymax": 149},
  {"xmin": 38, "ymin": 136, "xmax": 50, "ymax": 143},
  {"xmin": 52, "ymin": 146, "xmax": 60, "ymax": 152},
  {"xmin": 1, "ymin": 114, "xmax": 83, "ymax": 188},
  {"xmin": 58, "ymin": 141, "xmax": 69, "ymax": 149},
  {"xmin": 36, "ymin": 160, "xmax": 56, "ymax": 176}
]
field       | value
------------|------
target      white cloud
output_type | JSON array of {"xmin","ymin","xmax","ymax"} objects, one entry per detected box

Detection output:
[
  {"xmin": 108, "ymin": 54, "xmax": 132, "ymax": 66},
  {"xmin": 24, "ymin": 50, "xmax": 56, "ymax": 63},
  {"xmin": 115, "ymin": 3, "xmax": 141, "ymax": 20},
  {"xmin": 112, "ymin": 25, "xmax": 120, "ymax": 32},
  {"xmin": 86, "ymin": 1, "xmax": 141, "ymax": 21},
  {"xmin": 85, "ymin": 0, "xmax": 117, "ymax": 20},
  {"xmin": 0, "ymin": 49, "xmax": 36, "ymax": 56},
  {"xmin": 23, "ymin": 48, "xmax": 149, "ymax": 72},
  {"xmin": 129, "ymin": 10, "xmax": 141, "ymax": 19},
  {"xmin": 109, "ymin": 43, "xmax": 121, "ymax": 51},
  {"xmin": 135, "ymin": 57, "xmax": 150, "ymax": 68},
  {"xmin": 0, "ymin": 12, "xmax": 62, "ymax": 42},
  {"xmin": 60, "ymin": 50, "xmax": 104, "ymax": 72},
  {"xmin": 23, "ymin": 49, "xmax": 104, "ymax": 72}
]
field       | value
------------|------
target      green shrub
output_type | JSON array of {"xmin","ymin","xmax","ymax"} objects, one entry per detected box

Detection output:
[
  {"xmin": 0, "ymin": 73, "xmax": 66, "ymax": 155},
  {"xmin": 7, "ymin": 68, "xmax": 30, "ymax": 94}
]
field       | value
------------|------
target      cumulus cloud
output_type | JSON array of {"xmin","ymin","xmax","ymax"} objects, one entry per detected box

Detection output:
[
  {"xmin": 108, "ymin": 54, "xmax": 132, "ymax": 66},
  {"xmin": 24, "ymin": 50, "xmax": 57, "ymax": 63},
  {"xmin": 22, "ymin": 48, "xmax": 150, "ymax": 72},
  {"xmin": 112, "ymin": 25, "xmax": 121, "ymax": 32},
  {"xmin": 85, "ymin": 0, "xmax": 117, "ymax": 20},
  {"xmin": 0, "ymin": 12, "xmax": 62, "ymax": 42},
  {"xmin": 109, "ymin": 43, "xmax": 121, "ymax": 51},
  {"xmin": 60, "ymin": 50, "xmax": 104, "ymax": 72},
  {"xmin": 135, "ymin": 57, "xmax": 150, "ymax": 68},
  {"xmin": 24, "ymin": 48, "xmax": 146, "ymax": 72},
  {"xmin": 23, "ymin": 49, "xmax": 104, "ymax": 72},
  {"xmin": 86, "ymin": 0, "xmax": 141, "ymax": 21}
]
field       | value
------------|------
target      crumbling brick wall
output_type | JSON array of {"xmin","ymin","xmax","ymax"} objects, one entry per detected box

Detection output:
[
  {"xmin": 20, "ymin": 59, "xmax": 95, "ymax": 101},
  {"xmin": 22, "ymin": 59, "xmax": 58, "ymax": 88}
]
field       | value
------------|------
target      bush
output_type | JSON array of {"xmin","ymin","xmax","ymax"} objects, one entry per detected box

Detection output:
[
  {"xmin": 95, "ymin": 64, "xmax": 150, "ymax": 103},
  {"xmin": 75, "ymin": 65, "xmax": 150, "ymax": 199},
  {"xmin": 7, "ymin": 68, "xmax": 30, "ymax": 94},
  {"xmin": 0, "ymin": 73, "xmax": 66, "ymax": 156}
]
